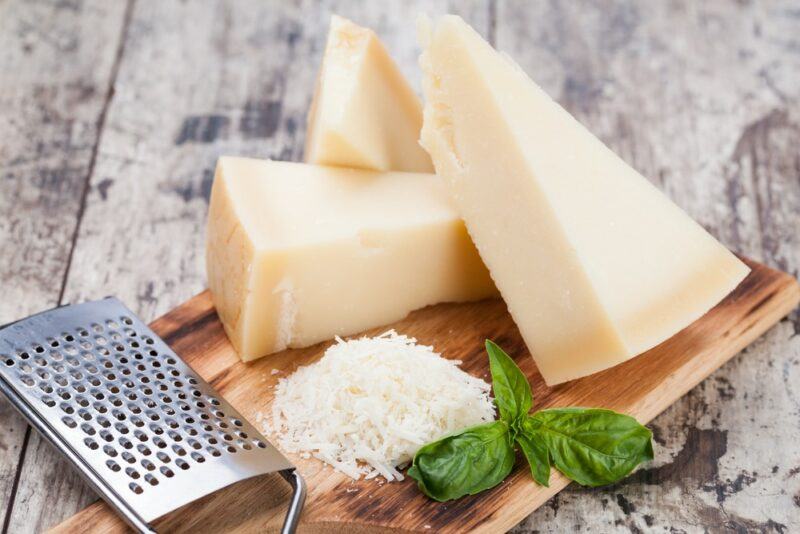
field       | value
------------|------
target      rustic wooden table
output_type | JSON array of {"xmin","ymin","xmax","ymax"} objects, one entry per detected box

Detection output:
[{"xmin": 1, "ymin": 1, "xmax": 798, "ymax": 532}]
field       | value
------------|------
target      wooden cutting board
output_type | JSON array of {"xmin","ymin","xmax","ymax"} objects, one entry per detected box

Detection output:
[{"xmin": 51, "ymin": 258, "xmax": 799, "ymax": 534}]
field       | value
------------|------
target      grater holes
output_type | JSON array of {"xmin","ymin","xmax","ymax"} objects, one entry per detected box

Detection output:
[
  {"xmin": 141, "ymin": 459, "xmax": 156, "ymax": 471},
  {"xmin": 20, "ymin": 376, "xmax": 35, "ymax": 387},
  {"xmin": 72, "ymin": 382, "xmax": 86, "ymax": 394},
  {"xmin": 145, "ymin": 474, "xmax": 158, "ymax": 486},
  {"xmin": 129, "ymin": 482, "xmax": 143, "ymax": 495},
  {"xmin": 54, "ymin": 375, "xmax": 68, "ymax": 387},
  {"xmin": 93, "ymin": 402, "xmax": 107, "ymax": 414},
  {"xmin": 110, "ymin": 396, "xmax": 123, "ymax": 407},
  {"xmin": 106, "ymin": 460, "xmax": 120, "ymax": 472},
  {"xmin": 49, "ymin": 338, "xmax": 59, "ymax": 348},
  {"xmin": 75, "ymin": 396, "xmax": 89, "ymax": 408},
  {"xmin": 160, "ymin": 466, "xmax": 174, "ymax": 478},
  {"xmin": 172, "ymin": 445, "xmax": 186, "ymax": 456},
  {"xmin": 125, "ymin": 467, "xmax": 140, "ymax": 479},
  {"xmin": 121, "ymin": 451, "xmax": 135, "ymax": 463},
  {"xmin": 100, "ymin": 430, "xmax": 114, "ymax": 442},
  {"xmin": 119, "ymin": 437, "xmax": 133, "ymax": 450},
  {"xmin": 239, "ymin": 440, "xmax": 252, "ymax": 451},
  {"xmin": 34, "ymin": 345, "xmax": 44, "ymax": 354},
  {"xmin": 80, "ymin": 423, "xmax": 95, "ymax": 436},
  {"xmin": 57, "ymin": 389, "xmax": 70, "ymax": 400},
  {"xmin": 103, "ymin": 445, "xmax": 117, "ymax": 457},
  {"xmin": 62, "ymin": 416, "xmax": 77, "ymax": 428},
  {"xmin": 185, "ymin": 427, "xmax": 198, "ymax": 437},
  {"xmin": 149, "ymin": 423, "xmax": 163, "ymax": 435},
  {"xmin": 208, "ymin": 397, "xmax": 220, "ymax": 406},
  {"xmin": 63, "ymin": 344, "xmax": 77, "ymax": 356},
  {"xmin": 3, "ymin": 356, "xmax": 14, "ymax": 367},
  {"xmin": 176, "ymin": 458, "xmax": 189, "ymax": 470},
  {"xmin": 167, "ymin": 430, "xmax": 182, "ymax": 442},
  {"xmin": 84, "ymin": 438, "xmax": 99, "ymax": 450},
  {"xmin": 103, "ymin": 360, "xmax": 114, "ymax": 368},
  {"xmin": 80, "ymin": 340, "xmax": 93, "ymax": 351},
  {"xmin": 156, "ymin": 452, "xmax": 170, "ymax": 463},
  {"xmin": 59, "ymin": 403, "xmax": 74, "ymax": 415},
  {"xmin": 77, "ymin": 409, "xmax": 92, "ymax": 421},
  {"xmin": 134, "ymin": 430, "xmax": 148, "ymax": 442},
  {"xmin": 235, "ymin": 430, "xmax": 248, "ymax": 439},
  {"xmin": 254, "ymin": 440, "xmax": 267, "ymax": 449},
  {"xmin": 137, "ymin": 445, "xmax": 152, "ymax": 456},
  {"xmin": 131, "ymin": 416, "xmax": 145, "ymax": 428},
  {"xmin": 35, "ymin": 369, "xmax": 50, "ymax": 381},
  {"xmin": 91, "ymin": 323, "xmax": 103, "ymax": 334},
  {"xmin": 114, "ymin": 422, "xmax": 129, "ymax": 435},
  {"xmin": 19, "ymin": 362, "xmax": 33, "ymax": 374},
  {"xmin": 41, "ymin": 396, "xmax": 56, "ymax": 408},
  {"xmin": 207, "ymin": 447, "xmax": 221, "ymax": 457},
  {"xmin": 153, "ymin": 437, "xmax": 167, "ymax": 449},
  {"xmin": 85, "ymin": 364, "xmax": 99, "ymax": 374},
  {"xmin": 122, "ymin": 316, "xmax": 133, "ymax": 326},
  {"xmin": 166, "ymin": 418, "xmax": 179, "ymax": 430},
  {"xmin": 34, "ymin": 356, "xmax": 47, "ymax": 367},
  {"xmin": 88, "ymin": 377, "xmax": 101, "ymax": 387},
  {"xmin": 97, "ymin": 416, "xmax": 111, "ymax": 429},
  {"xmin": 190, "ymin": 452, "xmax": 205, "ymax": 463},
  {"xmin": 226, "ymin": 445, "xmax": 237, "ymax": 454},
  {"xmin": 129, "ymin": 404, "xmax": 142, "ymax": 415},
  {"xmin": 187, "ymin": 439, "xmax": 201, "ymax": 450}
]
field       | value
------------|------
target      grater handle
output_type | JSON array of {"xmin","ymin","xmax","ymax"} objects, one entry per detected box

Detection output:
[{"xmin": 279, "ymin": 469, "xmax": 306, "ymax": 534}]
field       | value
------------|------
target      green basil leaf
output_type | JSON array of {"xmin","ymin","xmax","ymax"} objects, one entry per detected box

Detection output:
[
  {"xmin": 408, "ymin": 420, "xmax": 515, "ymax": 501},
  {"xmin": 485, "ymin": 340, "xmax": 532, "ymax": 427},
  {"xmin": 515, "ymin": 432, "xmax": 550, "ymax": 486},
  {"xmin": 524, "ymin": 408, "xmax": 653, "ymax": 487}
]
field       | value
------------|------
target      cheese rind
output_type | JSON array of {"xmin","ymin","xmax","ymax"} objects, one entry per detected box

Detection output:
[
  {"xmin": 305, "ymin": 16, "xmax": 433, "ymax": 173},
  {"xmin": 206, "ymin": 157, "xmax": 495, "ymax": 361},
  {"xmin": 419, "ymin": 15, "xmax": 750, "ymax": 384}
]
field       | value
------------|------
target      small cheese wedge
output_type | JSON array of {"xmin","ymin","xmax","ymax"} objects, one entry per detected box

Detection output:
[
  {"xmin": 206, "ymin": 157, "xmax": 495, "ymax": 361},
  {"xmin": 418, "ymin": 15, "xmax": 750, "ymax": 385},
  {"xmin": 305, "ymin": 15, "xmax": 433, "ymax": 172}
]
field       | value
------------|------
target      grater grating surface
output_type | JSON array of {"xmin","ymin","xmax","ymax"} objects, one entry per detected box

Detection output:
[{"xmin": 0, "ymin": 298, "xmax": 304, "ymax": 533}]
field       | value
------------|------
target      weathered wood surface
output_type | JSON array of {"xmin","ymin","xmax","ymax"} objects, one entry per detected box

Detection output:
[
  {"xmin": 49, "ymin": 260, "xmax": 800, "ymax": 533},
  {"xmin": 0, "ymin": 0, "xmax": 798, "ymax": 532}
]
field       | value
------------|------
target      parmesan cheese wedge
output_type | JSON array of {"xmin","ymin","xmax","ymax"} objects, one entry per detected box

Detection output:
[
  {"xmin": 305, "ymin": 15, "xmax": 433, "ymax": 172},
  {"xmin": 419, "ymin": 15, "xmax": 750, "ymax": 384},
  {"xmin": 206, "ymin": 157, "xmax": 495, "ymax": 361}
]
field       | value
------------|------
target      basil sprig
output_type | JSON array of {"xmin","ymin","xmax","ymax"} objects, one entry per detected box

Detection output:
[{"xmin": 408, "ymin": 341, "xmax": 654, "ymax": 501}]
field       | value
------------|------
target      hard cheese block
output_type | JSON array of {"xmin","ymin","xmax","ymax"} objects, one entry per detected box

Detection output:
[
  {"xmin": 418, "ymin": 15, "xmax": 750, "ymax": 385},
  {"xmin": 206, "ymin": 157, "xmax": 495, "ymax": 361},
  {"xmin": 305, "ymin": 15, "xmax": 433, "ymax": 173}
]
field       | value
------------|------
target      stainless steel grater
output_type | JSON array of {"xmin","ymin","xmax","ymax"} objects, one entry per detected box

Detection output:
[{"xmin": 0, "ymin": 297, "xmax": 305, "ymax": 533}]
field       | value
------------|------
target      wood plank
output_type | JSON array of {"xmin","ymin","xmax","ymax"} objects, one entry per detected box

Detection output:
[
  {"xmin": 0, "ymin": 0, "xmax": 130, "ymax": 531},
  {"xmin": 50, "ymin": 259, "xmax": 800, "ymax": 533},
  {"xmin": 495, "ymin": 1, "xmax": 800, "ymax": 530},
  {"xmin": 19, "ymin": 1, "xmax": 490, "ymax": 532}
]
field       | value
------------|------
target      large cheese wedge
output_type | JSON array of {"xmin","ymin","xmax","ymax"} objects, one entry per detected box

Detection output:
[
  {"xmin": 305, "ymin": 15, "xmax": 433, "ymax": 172},
  {"xmin": 206, "ymin": 157, "xmax": 495, "ymax": 361},
  {"xmin": 418, "ymin": 15, "xmax": 750, "ymax": 385}
]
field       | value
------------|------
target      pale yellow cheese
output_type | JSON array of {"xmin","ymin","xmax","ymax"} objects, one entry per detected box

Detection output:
[
  {"xmin": 206, "ymin": 157, "xmax": 495, "ymax": 361},
  {"xmin": 305, "ymin": 15, "xmax": 433, "ymax": 172},
  {"xmin": 419, "ymin": 15, "xmax": 750, "ymax": 385}
]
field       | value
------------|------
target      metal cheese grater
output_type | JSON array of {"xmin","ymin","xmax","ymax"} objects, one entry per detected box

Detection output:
[{"xmin": 0, "ymin": 298, "xmax": 305, "ymax": 533}]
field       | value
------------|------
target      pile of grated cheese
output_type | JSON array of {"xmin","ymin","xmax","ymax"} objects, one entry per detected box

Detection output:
[{"xmin": 266, "ymin": 330, "xmax": 495, "ymax": 482}]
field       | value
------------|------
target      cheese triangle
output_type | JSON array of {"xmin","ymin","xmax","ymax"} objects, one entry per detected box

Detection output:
[
  {"xmin": 305, "ymin": 16, "xmax": 433, "ymax": 172},
  {"xmin": 419, "ymin": 15, "xmax": 750, "ymax": 384}
]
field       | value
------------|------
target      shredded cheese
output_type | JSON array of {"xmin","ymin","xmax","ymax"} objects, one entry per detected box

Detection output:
[{"xmin": 268, "ymin": 330, "xmax": 495, "ymax": 481}]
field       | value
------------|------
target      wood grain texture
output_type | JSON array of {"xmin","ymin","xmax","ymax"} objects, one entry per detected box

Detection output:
[
  {"xmin": 495, "ymin": 2, "xmax": 800, "ymax": 531},
  {"xmin": 1, "ymin": 1, "xmax": 799, "ymax": 532},
  {"xmin": 0, "ymin": 0, "xmax": 130, "ymax": 531},
  {"xmin": 50, "ymin": 259, "xmax": 800, "ymax": 533}
]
